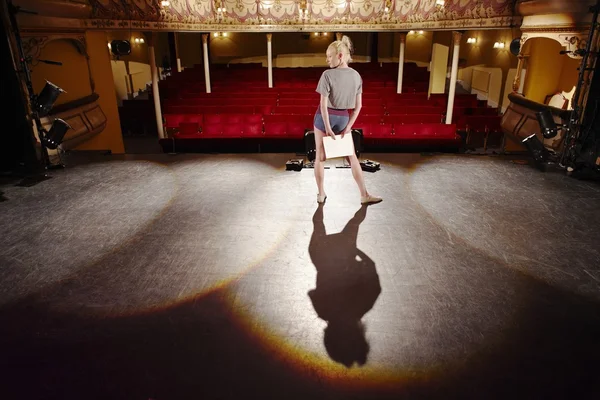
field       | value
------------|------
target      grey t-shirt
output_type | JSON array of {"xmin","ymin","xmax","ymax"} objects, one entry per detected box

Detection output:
[{"xmin": 315, "ymin": 67, "xmax": 362, "ymax": 109}]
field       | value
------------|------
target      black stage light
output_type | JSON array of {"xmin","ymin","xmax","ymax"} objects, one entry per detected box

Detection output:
[
  {"xmin": 536, "ymin": 109, "xmax": 558, "ymax": 139},
  {"xmin": 522, "ymin": 133, "xmax": 549, "ymax": 170},
  {"xmin": 111, "ymin": 40, "xmax": 131, "ymax": 56},
  {"xmin": 509, "ymin": 38, "xmax": 521, "ymax": 56},
  {"xmin": 35, "ymin": 80, "xmax": 65, "ymax": 117},
  {"xmin": 41, "ymin": 118, "xmax": 71, "ymax": 149}
]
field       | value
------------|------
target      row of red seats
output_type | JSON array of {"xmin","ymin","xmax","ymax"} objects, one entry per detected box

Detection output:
[
  {"xmin": 162, "ymin": 98, "xmax": 481, "ymax": 112},
  {"xmin": 165, "ymin": 98, "xmax": 277, "ymax": 106},
  {"xmin": 163, "ymin": 105, "xmax": 274, "ymax": 114},
  {"xmin": 161, "ymin": 104, "xmax": 495, "ymax": 117},
  {"xmin": 165, "ymin": 113, "xmax": 449, "ymax": 130},
  {"xmin": 170, "ymin": 121, "xmax": 458, "ymax": 146}
]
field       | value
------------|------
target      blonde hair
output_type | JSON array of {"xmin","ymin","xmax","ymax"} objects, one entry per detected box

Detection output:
[{"xmin": 327, "ymin": 35, "xmax": 353, "ymax": 64}]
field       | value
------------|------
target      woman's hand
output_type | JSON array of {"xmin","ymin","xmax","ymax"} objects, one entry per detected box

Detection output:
[
  {"xmin": 340, "ymin": 126, "xmax": 352, "ymax": 138},
  {"xmin": 326, "ymin": 127, "xmax": 336, "ymax": 139}
]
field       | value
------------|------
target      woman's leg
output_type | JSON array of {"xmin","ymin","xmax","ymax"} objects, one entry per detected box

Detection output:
[
  {"xmin": 314, "ymin": 127, "xmax": 326, "ymax": 200},
  {"xmin": 346, "ymin": 153, "xmax": 368, "ymax": 198}
]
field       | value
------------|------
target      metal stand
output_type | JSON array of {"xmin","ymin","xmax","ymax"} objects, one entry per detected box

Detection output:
[
  {"xmin": 560, "ymin": 0, "xmax": 600, "ymax": 168},
  {"xmin": 7, "ymin": 0, "xmax": 64, "ymax": 180}
]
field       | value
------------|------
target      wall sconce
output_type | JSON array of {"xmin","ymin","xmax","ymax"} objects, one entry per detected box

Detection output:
[
  {"xmin": 418, "ymin": 30, "xmax": 424, "ymax": 34},
  {"xmin": 467, "ymin": 37, "xmax": 477, "ymax": 44},
  {"xmin": 435, "ymin": 0, "xmax": 445, "ymax": 6},
  {"xmin": 160, "ymin": 0, "xmax": 170, "ymax": 6},
  {"xmin": 133, "ymin": 37, "xmax": 145, "ymax": 44},
  {"xmin": 493, "ymin": 42, "xmax": 505, "ymax": 49},
  {"xmin": 213, "ymin": 32, "xmax": 228, "ymax": 38}
]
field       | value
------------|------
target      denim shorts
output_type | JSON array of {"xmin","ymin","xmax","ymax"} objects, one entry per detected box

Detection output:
[{"xmin": 313, "ymin": 108, "xmax": 350, "ymax": 134}]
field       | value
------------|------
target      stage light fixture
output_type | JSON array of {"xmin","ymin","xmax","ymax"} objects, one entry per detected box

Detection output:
[
  {"xmin": 535, "ymin": 109, "xmax": 558, "ymax": 139},
  {"xmin": 41, "ymin": 118, "xmax": 72, "ymax": 149},
  {"xmin": 522, "ymin": 133, "xmax": 549, "ymax": 170},
  {"xmin": 110, "ymin": 40, "xmax": 131, "ymax": 56},
  {"xmin": 509, "ymin": 38, "xmax": 521, "ymax": 56},
  {"xmin": 35, "ymin": 80, "xmax": 66, "ymax": 117}
]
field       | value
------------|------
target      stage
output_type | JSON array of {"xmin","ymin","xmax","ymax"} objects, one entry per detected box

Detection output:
[{"xmin": 1, "ymin": 152, "xmax": 599, "ymax": 399}]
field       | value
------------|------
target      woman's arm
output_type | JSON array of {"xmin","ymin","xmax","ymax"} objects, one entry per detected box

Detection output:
[
  {"xmin": 342, "ymin": 93, "xmax": 362, "ymax": 137},
  {"xmin": 320, "ymin": 94, "xmax": 336, "ymax": 139}
]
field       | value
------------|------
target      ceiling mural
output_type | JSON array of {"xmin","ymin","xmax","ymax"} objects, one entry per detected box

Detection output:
[{"xmin": 22, "ymin": 0, "xmax": 519, "ymax": 31}]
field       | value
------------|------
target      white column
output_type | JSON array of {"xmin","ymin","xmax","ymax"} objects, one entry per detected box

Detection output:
[
  {"xmin": 445, "ymin": 31, "xmax": 462, "ymax": 124},
  {"xmin": 397, "ymin": 33, "xmax": 406, "ymax": 94},
  {"xmin": 175, "ymin": 32, "xmax": 182, "ymax": 72},
  {"xmin": 202, "ymin": 33, "xmax": 211, "ymax": 93},
  {"xmin": 267, "ymin": 33, "xmax": 273, "ymax": 88},
  {"xmin": 148, "ymin": 35, "xmax": 165, "ymax": 139}
]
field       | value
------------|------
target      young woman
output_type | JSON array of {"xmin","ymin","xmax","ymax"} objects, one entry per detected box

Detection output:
[{"xmin": 313, "ymin": 35, "xmax": 382, "ymax": 205}]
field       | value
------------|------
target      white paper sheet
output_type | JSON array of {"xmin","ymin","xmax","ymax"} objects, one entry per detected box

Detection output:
[{"xmin": 323, "ymin": 134, "xmax": 354, "ymax": 159}]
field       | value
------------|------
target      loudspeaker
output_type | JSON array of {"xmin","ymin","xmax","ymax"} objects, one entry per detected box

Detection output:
[
  {"xmin": 111, "ymin": 40, "xmax": 131, "ymax": 56},
  {"xmin": 509, "ymin": 38, "xmax": 521, "ymax": 56}
]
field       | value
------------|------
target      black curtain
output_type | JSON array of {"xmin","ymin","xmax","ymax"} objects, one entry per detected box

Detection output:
[{"xmin": 0, "ymin": 5, "xmax": 42, "ymax": 175}]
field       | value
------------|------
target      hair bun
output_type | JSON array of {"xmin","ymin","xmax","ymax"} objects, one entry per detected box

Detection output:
[{"xmin": 341, "ymin": 35, "xmax": 354, "ymax": 55}]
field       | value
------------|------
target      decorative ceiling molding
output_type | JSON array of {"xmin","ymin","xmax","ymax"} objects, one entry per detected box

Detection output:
[{"xmin": 17, "ymin": 0, "xmax": 521, "ymax": 32}]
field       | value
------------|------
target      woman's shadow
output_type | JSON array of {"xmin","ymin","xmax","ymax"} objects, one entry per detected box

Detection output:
[{"xmin": 308, "ymin": 204, "xmax": 381, "ymax": 367}]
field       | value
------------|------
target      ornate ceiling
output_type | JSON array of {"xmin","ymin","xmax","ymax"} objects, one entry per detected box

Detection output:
[{"xmin": 16, "ymin": 0, "xmax": 520, "ymax": 32}]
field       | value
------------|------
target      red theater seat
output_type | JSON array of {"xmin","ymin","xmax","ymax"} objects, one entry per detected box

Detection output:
[
  {"xmin": 223, "ymin": 124, "xmax": 243, "ymax": 138},
  {"xmin": 393, "ymin": 123, "xmax": 459, "ymax": 146},
  {"xmin": 176, "ymin": 122, "xmax": 201, "ymax": 137},
  {"xmin": 244, "ymin": 123, "xmax": 263, "ymax": 137},
  {"xmin": 385, "ymin": 114, "xmax": 441, "ymax": 125},
  {"xmin": 264, "ymin": 121, "xmax": 287, "ymax": 137},
  {"xmin": 202, "ymin": 124, "xmax": 222, "ymax": 138}
]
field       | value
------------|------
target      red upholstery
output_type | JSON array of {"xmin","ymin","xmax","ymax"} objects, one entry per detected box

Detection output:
[
  {"xmin": 264, "ymin": 121, "xmax": 287, "ymax": 137},
  {"xmin": 223, "ymin": 124, "xmax": 243, "ymax": 138},
  {"xmin": 244, "ymin": 123, "xmax": 263, "ymax": 137},
  {"xmin": 385, "ymin": 114, "xmax": 442, "ymax": 124},
  {"xmin": 393, "ymin": 123, "xmax": 459, "ymax": 145},
  {"xmin": 387, "ymin": 106, "xmax": 443, "ymax": 115},
  {"xmin": 202, "ymin": 124, "xmax": 222, "ymax": 138},
  {"xmin": 177, "ymin": 122, "xmax": 200, "ymax": 137}
]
